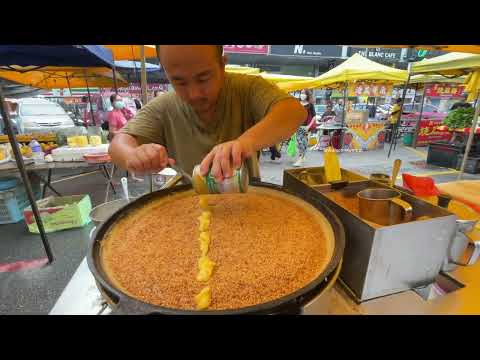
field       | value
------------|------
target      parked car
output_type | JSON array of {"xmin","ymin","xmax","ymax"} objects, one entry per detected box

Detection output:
[
  {"xmin": 401, "ymin": 103, "xmax": 447, "ymax": 122},
  {"xmin": 376, "ymin": 104, "xmax": 393, "ymax": 120},
  {"xmin": 9, "ymin": 98, "xmax": 76, "ymax": 134}
]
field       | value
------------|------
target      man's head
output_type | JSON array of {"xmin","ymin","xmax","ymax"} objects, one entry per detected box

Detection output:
[
  {"xmin": 396, "ymin": 98, "xmax": 403, "ymax": 104},
  {"xmin": 326, "ymin": 105, "xmax": 333, "ymax": 112},
  {"xmin": 158, "ymin": 45, "xmax": 226, "ymax": 115}
]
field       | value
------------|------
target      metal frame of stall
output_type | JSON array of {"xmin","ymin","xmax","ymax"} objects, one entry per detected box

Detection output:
[{"xmin": 0, "ymin": 45, "xmax": 119, "ymax": 265}]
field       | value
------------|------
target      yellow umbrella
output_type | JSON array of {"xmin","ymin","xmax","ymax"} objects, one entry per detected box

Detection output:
[
  {"xmin": 412, "ymin": 52, "xmax": 480, "ymax": 75},
  {"xmin": 409, "ymin": 74, "xmax": 466, "ymax": 84},
  {"xmin": 465, "ymin": 70, "xmax": 480, "ymax": 102},
  {"xmin": 277, "ymin": 53, "xmax": 408, "ymax": 92},
  {"xmin": 103, "ymin": 45, "xmax": 157, "ymax": 60},
  {"xmin": 0, "ymin": 66, "xmax": 128, "ymax": 89},
  {"xmin": 225, "ymin": 65, "xmax": 261, "ymax": 74}
]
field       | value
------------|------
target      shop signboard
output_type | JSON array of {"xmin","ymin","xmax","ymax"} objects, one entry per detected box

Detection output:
[
  {"xmin": 400, "ymin": 118, "xmax": 452, "ymax": 146},
  {"xmin": 270, "ymin": 45, "xmax": 343, "ymax": 58},
  {"xmin": 424, "ymin": 84, "xmax": 465, "ymax": 98},
  {"xmin": 349, "ymin": 47, "xmax": 403, "ymax": 62},
  {"xmin": 348, "ymin": 82, "xmax": 393, "ymax": 97},
  {"xmin": 223, "ymin": 45, "xmax": 270, "ymax": 55}
]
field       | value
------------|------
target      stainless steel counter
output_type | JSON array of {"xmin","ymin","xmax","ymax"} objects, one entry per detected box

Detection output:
[{"xmin": 50, "ymin": 255, "xmax": 480, "ymax": 315}]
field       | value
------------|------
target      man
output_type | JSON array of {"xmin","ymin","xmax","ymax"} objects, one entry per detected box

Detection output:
[
  {"xmin": 450, "ymin": 95, "xmax": 472, "ymax": 110},
  {"xmin": 389, "ymin": 98, "xmax": 403, "ymax": 126},
  {"xmin": 109, "ymin": 45, "xmax": 306, "ymax": 181},
  {"xmin": 386, "ymin": 98, "xmax": 403, "ymax": 143},
  {"xmin": 321, "ymin": 104, "xmax": 336, "ymax": 120}
]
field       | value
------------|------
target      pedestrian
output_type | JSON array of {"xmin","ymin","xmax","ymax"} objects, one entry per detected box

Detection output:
[
  {"xmin": 293, "ymin": 89, "xmax": 316, "ymax": 167},
  {"xmin": 134, "ymin": 98, "xmax": 142, "ymax": 110},
  {"xmin": 109, "ymin": 45, "xmax": 307, "ymax": 180},
  {"xmin": 107, "ymin": 94, "xmax": 134, "ymax": 140},
  {"xmin": 386, "ymin": 98, "xmax": 402, "ymax": 143}
]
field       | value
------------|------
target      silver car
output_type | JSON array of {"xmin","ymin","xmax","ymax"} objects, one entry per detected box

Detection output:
[{"xmin": 10, "ymin": 97, "xmax": 76, "ymax": 135}]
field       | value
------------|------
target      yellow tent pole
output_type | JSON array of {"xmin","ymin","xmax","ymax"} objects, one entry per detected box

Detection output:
[
  {"xmin": 340, "ymin": 81, "xmax": 348, "ymax": 147},
  {"xmin": 84, "ymin": 69, "xmax": 95, "ymax": 128},
  {"xmin": 140, "ymin": 45, "xmax": 148, "ymax": 105},
  {"xmin": 65, "ymin": 72, "xmax": 73, "ymax": 96},
  {"xmin": 412, "ymin": 82, "xmax": 428, "ymax": 148},
  {"xmin": 112, "ymin": 65, "xmax": 118, "ymax": 94},
  {"xmin": 388, "ymin": 62, "xmax": 413, "ymax": 158},
  {"xmin": 457, "ymin": 89, "xmax": 480, "ymax": 180}
]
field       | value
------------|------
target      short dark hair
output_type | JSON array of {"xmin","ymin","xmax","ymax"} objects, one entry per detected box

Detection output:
[
  {"xmin": 158, "ymin": 45, "xmax": 224, "ymax": 63},
  {"xmin": 110, "ymin": 93, "xmax": 119, "ymax": 105},
  {"xmin": 396, "ymin": 98, "xmax": 403, "ymax": 103}
]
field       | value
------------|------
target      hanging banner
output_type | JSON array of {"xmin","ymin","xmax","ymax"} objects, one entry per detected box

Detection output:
[
  {"xmin": 424, "ymin": 84, "xmax": 465, "ymax": 98},
  {"xmin": 348, "ymin": 82, "xmax": 393, "ymax": 97},
  {"xmin": 223, "ymin": 45, "xmax": 270, "ymax": 55}
]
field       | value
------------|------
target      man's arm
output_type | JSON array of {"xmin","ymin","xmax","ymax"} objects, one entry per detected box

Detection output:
[
  {"xmin": 200, "ymin": 98, "xmax": 306, "ymax": 180},
  {"xmin": 108, "ymin": 98, "xmax": 174, "ymax": 175},
  {"xmin": 109, "ymin": 133, "xmax": 176, "ymax": 175}
]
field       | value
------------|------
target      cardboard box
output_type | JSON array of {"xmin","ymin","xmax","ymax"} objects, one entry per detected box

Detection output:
[{"xmin": 23, "ymin": 195, "xmax": 92, "ymax": 233}]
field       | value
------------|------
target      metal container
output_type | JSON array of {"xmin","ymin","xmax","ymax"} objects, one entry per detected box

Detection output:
[
  {"xmin": 357, "ymin": 188, "xmax": 413, "ymax": 226},
  {"xmin": 192, "ymin": 163, "xmax": 249, "ymax": 194},
  {"xmin": 283, "ymin": 173, "xmax": 458, "ymax": 302},
  {"xmin": 283, "ymin": 166, "xmax": 367, "ymax": 191},
  {"xmin": 369, "ymin": 173, "xmax": 391, "ymax": 186}
]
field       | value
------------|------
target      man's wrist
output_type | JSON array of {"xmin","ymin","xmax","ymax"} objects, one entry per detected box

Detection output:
[{"xmin": 237, "ymin": 135, "xmax": 256, "ymax": 155}]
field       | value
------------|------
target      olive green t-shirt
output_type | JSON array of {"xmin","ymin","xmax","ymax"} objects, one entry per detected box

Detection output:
[{"xmin": 121, "ymin": 72, "xmax": 293, "ymax": 178}]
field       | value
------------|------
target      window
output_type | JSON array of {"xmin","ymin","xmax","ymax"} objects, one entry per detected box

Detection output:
[{"xmin": 20, "ymin": 104, "xmax": 66, "ymax": 116}]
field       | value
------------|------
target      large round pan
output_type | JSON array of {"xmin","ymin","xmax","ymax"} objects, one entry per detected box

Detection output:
[{"xmin": 87, "ymin": 181, "xmax": 345, "ymax": 315}]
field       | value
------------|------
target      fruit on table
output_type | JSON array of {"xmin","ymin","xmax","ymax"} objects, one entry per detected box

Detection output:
[{"xmin": 20, "ymin": 145, "xmax": 33, "ymax": 158}]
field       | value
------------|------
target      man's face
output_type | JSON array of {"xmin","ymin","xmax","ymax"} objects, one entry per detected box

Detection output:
[
  {"xmin": 327, "ymin": 106, "xmax": 332, "ymax": 112},
  {"xmin": 160, "ymin": 45, "xmax": 225, "ymax": 115}
]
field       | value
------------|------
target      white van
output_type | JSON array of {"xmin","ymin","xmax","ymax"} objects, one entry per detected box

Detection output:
[{"xmin": 10, "ymin": 97, "xmax": 76, "ymax": 134}]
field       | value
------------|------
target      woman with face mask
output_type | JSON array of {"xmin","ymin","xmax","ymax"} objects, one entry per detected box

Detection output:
[
  {"xmin": 107, "ymin": 94, "xmax": 134, "ymax": 139},
  {"xmin": 293, "ymin": 89, "xmax": 316, "ymax": 167}
]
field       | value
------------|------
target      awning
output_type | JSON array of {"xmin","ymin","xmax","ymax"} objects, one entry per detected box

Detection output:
[
  {"xmin": 114, "ymin": 60, "xmax": 160, "ymax": 72},
  {"xmin": 0, "ymin": 45, "xmax": 115, "ymax": 68},
  {"xmin": 352, "ymin": 45, "xmax": 480, "ymax": 55},
  {"xmin": 409, "ymin": 74, "xmax": 466, "ymax": 84},
  {"xmin": 412, "ymin": 52, "xmax": 480, "ymax": 76},
  {"xmin": 104, "ymin": 45, "xmax": 157, "ymax": 60},
  {"xmin": 0, "ymin": 66, "xmax": 128, "ymax": 89},
  {"xmin": 275, "ymin": 53, "xmax": 408, "ymax": 92}
]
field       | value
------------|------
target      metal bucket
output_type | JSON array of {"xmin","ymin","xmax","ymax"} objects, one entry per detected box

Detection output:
[{"xmin": 90, "ymin": 199, "xmax": 132, "ymax": 226}]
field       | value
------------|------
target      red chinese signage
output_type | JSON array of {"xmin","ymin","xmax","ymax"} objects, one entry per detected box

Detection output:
[
  {"xmin": 424, "ymin": 84, "xmax": 465, "ymax": 98},
  {"xmin": 415, "ymin": 119, "xmax": 452, "ymax": 146},
  {"xmin": 223, "ymin": 45, "xmax": 270, "ymax": 55},
  {"xmin": 348, "ymin": 82, "xmax": 393, "ymax": 97}
]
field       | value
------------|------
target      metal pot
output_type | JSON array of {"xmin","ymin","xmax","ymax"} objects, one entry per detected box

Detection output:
[
  {"xmin": 442, "ymin": 218, "xmax": 480, "ymax": 272},
  {"xmin": 87, "ymin": 181, "xmax": 345, "ymax": 315}
]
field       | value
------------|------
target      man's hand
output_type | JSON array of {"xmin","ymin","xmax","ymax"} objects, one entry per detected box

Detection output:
[
  {"xmin": 125, "ymin": 143, "xmax": 176, "ymax": 175},
  {"xmin": 200, "ymin": 138, "xmax": 254, "ymax": 181}
]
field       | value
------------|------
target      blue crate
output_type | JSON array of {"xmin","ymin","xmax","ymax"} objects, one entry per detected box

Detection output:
[{"xmin": 0, "ymin": 179, "xmax": 41, "ymax": 225}]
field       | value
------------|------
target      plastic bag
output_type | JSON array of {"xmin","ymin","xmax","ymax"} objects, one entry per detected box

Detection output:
[
  {"xmin": 402, "ymin": 173, "xmax": 440, "ymax": 196},
  {"xmin": 287, "ymin": 133, "xmax": 297, "ymax": 158}
]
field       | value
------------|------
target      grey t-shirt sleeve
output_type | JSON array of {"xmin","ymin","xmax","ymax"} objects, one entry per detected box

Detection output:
[
  {"xmin": 121, "ymin": 96, "xmax": 167, "ymax": 146},
  {"xmin": 246, "ymin": 76, "xmax": 295, "ymax": 123}
]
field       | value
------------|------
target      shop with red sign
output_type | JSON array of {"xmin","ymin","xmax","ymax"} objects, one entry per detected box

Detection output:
[
  {"xmin": 424, "ymin": 84, "xmax": 465, "ymax": 98},
  {"xmin": 223, "ymin": 45, "xmax": 270, "ymax": 55}
]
